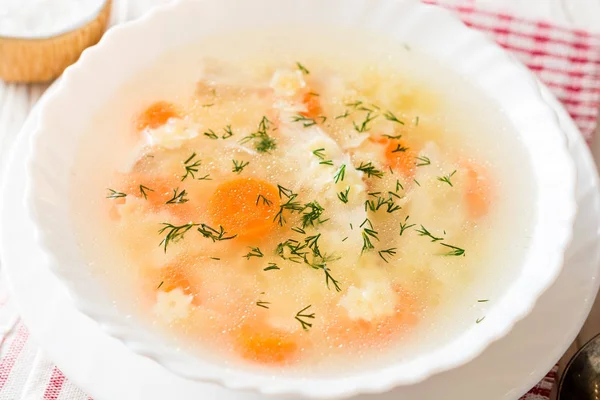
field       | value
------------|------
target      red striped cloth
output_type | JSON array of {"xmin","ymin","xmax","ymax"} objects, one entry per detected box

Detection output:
[{"xmin": 0, "ymin": 1, "xmax": 598, "ymax": 399}]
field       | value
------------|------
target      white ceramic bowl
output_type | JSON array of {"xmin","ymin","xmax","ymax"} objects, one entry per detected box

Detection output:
[{"xmin": 26, "ymin": 0, "xmax": 577, "ymax": 398}]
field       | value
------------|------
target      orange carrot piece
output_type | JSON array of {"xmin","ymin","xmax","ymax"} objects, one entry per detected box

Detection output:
[
  {"xmin": 463, "ymin": 163, "xmax": 492, "ymax": 219},
  {"xmin": 301, "ymin": 90, "xmax": 322, "ymax": 119},
  {"xmin": 235, "ymin": 324, "xmax": 298, "ymax": 365},
  {"xmin": 136, "ymin": 101, "xmax": 180, "ymax": 132},
  {"xmin": 208, "ymin": 177, "xmax": 280, "ymax": 240}
]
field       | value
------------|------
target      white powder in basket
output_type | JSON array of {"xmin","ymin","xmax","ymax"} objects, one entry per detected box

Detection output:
[{"xmin": 0, "ymin": 0, "xmax": 106, "ymax": 38}]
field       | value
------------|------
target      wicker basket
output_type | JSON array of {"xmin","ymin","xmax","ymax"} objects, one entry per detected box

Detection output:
[{"xmin": 0, "ymin": 0, "xmax": 112, "ymax": 83}]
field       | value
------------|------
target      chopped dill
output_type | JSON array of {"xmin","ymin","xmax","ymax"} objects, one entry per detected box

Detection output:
[
  {"xmin": 312, "ymin": 148, "xmax": 326, "ymax": 159},
  {"xmin": 139, "ymin": 185, "xmax": 153, "ymax": 199},
  {"xmin": 305, "ymin": 234, "xmax": 322, "ymax": 257},
  {"xmin": 352, "ymin": 112, "xmax": 377, "ymax": 133},
  {"xmin": 438, "ymin": 170, "xmax": 457, "ymax": 187},
  {"xmin": 378, "ymin": 248, "xmax": 397, "ymax": 263},
  {"xmin": 203, "ymin": 129, "xmax": 218, "ymax": 140},
  {"xmin": 106, "ymin": 188, "xmax": 126, "ymax": 199},
  {"xmin": 342, "ymin": 237, "xmax": 348, "ymax": 242},
  {"xmin": 356, "ymin": 162, "xmax": 384, "ymax": 178},
  {"xmin": 296, "ymin": 62, "xmax": 310, "ymax": 74},
  {"xmin": 335, "ymin": 110, "xmax": 350, "ymax": 119},
  {"xmin": 415, "ymin": 156, "xmax": 431, "ymax": 167},
  {"xmin": 264, "ymin": 263, "xmax": 280, "ymax": 271},
  {"xmin": 440, "ymin": 243, "xmax": 466, "ymax": 257},
  {"xmin": 222, "ymin": 125, "xmax": 234, "ymax": 139},
  {"xmin": 391, "ymin": 144, "xmax": 409, "ymax": 153},
  {"xmin": 414, "ymin": 179, "xmax": 421, "ymax": 187},
  {"xmin": 415, "ymin": 116, "xmax": 420, "ymax": 126},
  {"xmin": 275, "ymin": 239, "xmax": 308, "ymax": 263},
  {"xmin": 291, "ymin": 226, "xmax": 306, "ymax": 234},
  {"xmin": 476, "ymin": 316, "xmax": 486, "ymax": 324},
  {"xmin": 478, "ymin": 299, "xmax": 489, "ymax": 303},
  {"xmin": 334, "ymin": 164, "xmax": 346, "ymax": 183},
  {"xmin": 301, "ymin": 201, "xmax": 325, "ymax": 229},
  {"xmin": 273, "ymin": 185, "xmax": 304, "ymax": 226},
  {"xmin": 399, "ymin": 216, "xmax": 415, "ymax": 236},
  {"xmin": 295, "ymin": 305, "xmax": 315, "ymax": 330},
  {"xmin": 197, "ymin": 174, "xmax": 212, "ymax": 181},
  {"xmin": 382, "ymin": 134, "xmax": 402, "ymax": 139},
  {"xmin": 291, "ymin": 114, "xmax": 317, "ymax": 127},
  {"xmin": 416, "ymin": 225, "xmax": 444, "ymax": 242},
  {"xmin": 181, "ymin": 152, "xmax": 202, "ymax": 181},
  {"xmin": 210, "ymin": 257, "xmax": 220, "ymax": 261},
  {"xmin": 383, "ymin": 110, "xmax": 405, "ymax": 125},
  {"xmin": 244, "ymin": 247, "xmax": 264, "ymax": 259},
  {"xmin": 307, "ymin": 254, "xmax": 342, "ymax": 292},
  {"xmin": 165, "ymin": 188, "xmax": 189, "ymax": 204},
  {"xmin": 201, "ymin": 103, "xmax": 214, "ymax": 108},
  {"xmin": 337, "ymin": 187, "xmax": 350, "ymax": 204},
  {"xmin": 232, "ymin": 159, "xmax": 250, "ymax": 174},
  {"xmin": 396, "ymin": 179, "xmax": 404, "ymax": 192},
  {"xmin": 360, "ymin": 218, "xmax": 378, "ymax": 253},
  {"xmin": 256, "ymin": 194, "xmax": 273, "ymax": 207},
  {"xmin": 157, "ymin": 281, "xmax": 164, "ymax": 289},
  {"xmin": 158, "ymin": 222, "xmax": 198, "ymax": 252},
  {"xmin": 240, "ymin": 116, "xmax": 277, "ymax": 153},
  {"xmin": 197, "ymin": 223, "xmax": 237, "ymax": 242},
  {"xmin": 256, "ymin": 301, "xmax": 271, "ymax": 309}
]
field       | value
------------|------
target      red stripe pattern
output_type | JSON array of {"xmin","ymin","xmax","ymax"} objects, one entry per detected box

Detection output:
[
  {"xmin": 0, "ymin": 1, "xmax": 598, "ymax": 399},
  {"xmin": 43, "ymin": 367, "xmax": 66, "ymax": 400},
  {"xmin": 425, "ymin": 0, "xmax": 600, "ymax": 142}
]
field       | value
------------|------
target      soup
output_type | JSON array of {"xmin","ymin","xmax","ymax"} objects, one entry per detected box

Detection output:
[{"xmin": 71, "ymin": 28, "xmax": 534, "ymax": 374}]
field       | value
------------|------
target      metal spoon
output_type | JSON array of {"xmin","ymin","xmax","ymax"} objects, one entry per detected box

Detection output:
[{"xmin": 558, "ymin": 333, "xmax": 600, "ymax": 400}]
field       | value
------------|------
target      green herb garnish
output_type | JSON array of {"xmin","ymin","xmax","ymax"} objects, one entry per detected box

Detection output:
[
  {"xmin": 264, "ymin": 263, "xmax": 280, "ymax": 271},
  {"xmin": 158, "ymin": 222, "xmax": 198, "ymax": 252},
  {"xmin": 295, "ymin": 305, "xmax": 315, "ymax": 330},
  {"xmin": 296, "ymin": 62, "xmax": 310, "ymax": 74},
  {"xmin": 416, "ymin": 225, "xmax": 444, "ymax": 242},
  {"xmin": 353, "ymin": 112, "xmax": 377, "ymax": 133},
  {"xmin": 440, "ymin": 243, "xmax": 466, "ymax": 256},
  {"xmin": 415, "ymin": 156, "xmax": 431, "ymax": 167},
  {"xmin": 383, "ymin": 110, "xmax": 405, "ymax": 125},
  {"xmin": 107, "ymin": 189, "xmax": 126, "ymax": 199},
  {"xmin": 256, "ymin": 194, "xmax": 273, "ymax": 207},
  {"xmin": 356, "ymin": 162, "xmax": 384, "ymax": 178},
  {"xmin": 232, "ymin": 159, "xmax": 250, "ymax": 174},
  {"xmin": 399, "ymin": 216, "xmax": 415, "ymax": 236},
  {"xmin": 378, "ymin": 248, "xmax": 397, "ymax": 263},
  {"xmin": 197, "ymin": 224, "xmax": 237, "ymax": 242},
  {"xmin": 244, "ymin": 247, "xmax": 264, "ymax": 259},
  {"xmin": 291, "ymin": 114, "xmax": 317, "ymax": 127},
  {"xmin": 139, "ymin": 185, "xmax": 153, "ymax": 199},
  {"xmin": 181, "ymin": 152, "xmax": 202, "ymax": 181},
  {"xmin": 166, "ymin": 188, "xmax": 189, "ymax": 204},
  {"xmin": 438, "ymin": 170, "xmax": 457, "ymax": 187},
  {"xmin": 334, "ymin": 164, "xmax": 346, "ymax": 183},
  {"xmin": 337, "ymin": 187, "xmax": 350, "ymax": 204},
  {"xmin": 204, "ymin": 129, "xmax": 218, "ymax": 140},
  {"xmin": 256, "ymin": 301, "xmax": 271, "ymax": 309}
]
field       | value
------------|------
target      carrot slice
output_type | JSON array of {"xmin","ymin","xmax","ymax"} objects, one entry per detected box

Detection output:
[
  {"xmin": 235, "ymin": 324, "xmax": 298, "ymax": 365},
  {"xmin": 208, "ymin": 177, "xmax": 280, "ymax": 240},
  {"xmin": 300, "ymin": 90, "xmax": 322, "ymax": 119},
  {"xmin": 463, "ymin": 163, "xmax": 492, "ymax": 219},
  {"xmin": 384, "ymin": 139, "xmax": 417, "ymax": 179},
  {"xmin": 136, "ymin": 101, "xmax": 180, "ymax": 132}
]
